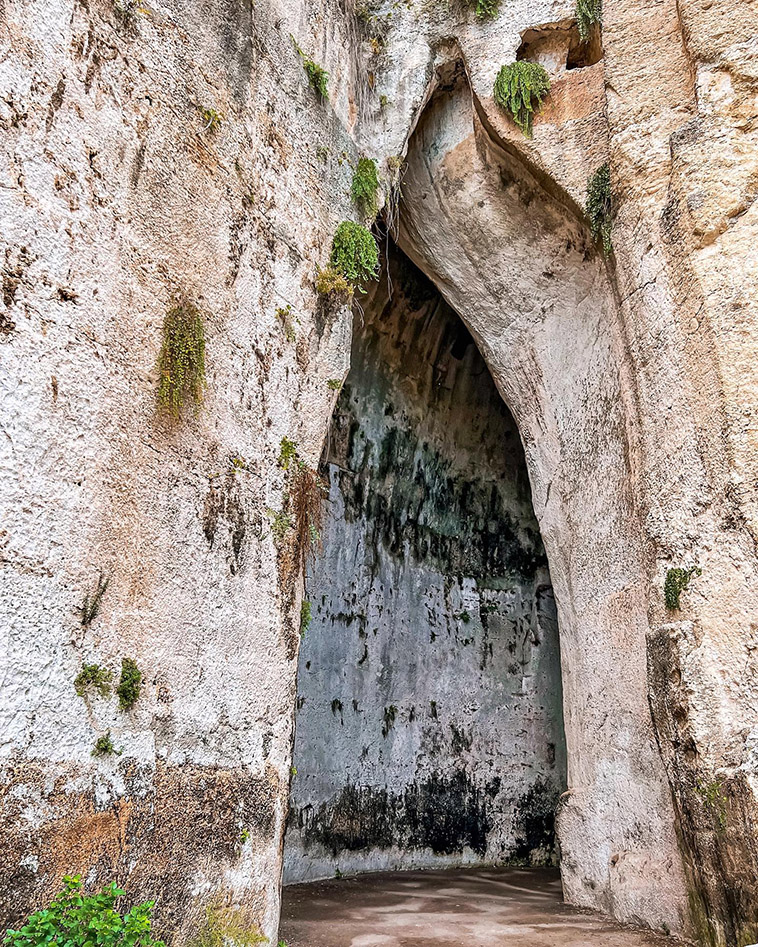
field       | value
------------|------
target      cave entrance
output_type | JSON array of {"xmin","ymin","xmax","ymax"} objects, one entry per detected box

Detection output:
[{"xmin": 283, "ymin": 239, "xmax": 567, "ymax": 884}]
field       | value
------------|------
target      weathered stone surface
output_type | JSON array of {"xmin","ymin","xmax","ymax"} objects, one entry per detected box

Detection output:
[{"xmin": 1, "ymin": 0, "xmax": 757, "ymax": 943}]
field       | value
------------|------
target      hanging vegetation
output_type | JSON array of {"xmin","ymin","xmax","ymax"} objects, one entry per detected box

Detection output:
[
  {"xmin": 493, "ymin": 62, "xmax": 551, "ymax": 138},
  {"xmin": 585, "ymin": 163, "xmax": 613, "ymax": 256},
  {"xmin": 157, "ymin": 300, "xmax": 206, "ymax": 416},
  {"xmin": 330, "ymin": 221, "xmax": 379, "ymax": 287},
  {"xmin": 351, "ymin": 157, "xmax": 380, "ymax": 220},
  {"xmin": 292, "ymin": 37, "xmax": 329, "ymax": 99},
  {"xmin": 576, "ymin": 0, "xmax": 602, "ymax": 41}
]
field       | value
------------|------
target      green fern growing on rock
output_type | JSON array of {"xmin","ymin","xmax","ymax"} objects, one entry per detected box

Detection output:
[
  {"xmin": 576, "ymin": 0, "xmax": 602, "ymax": 41},
  {"xmin": 330, "ymin": 221, "xmax": 379, "ymax": 288},
  {"xmin": 351, "ymin": 158, "xmax": 380, "ymax": 220},
  {"xmin": 157, "ymin": 300, "xmax": 206, "ymax": 416},
  {"xmin": 585, "ymin": 163, "xmax": 613, "ymax": 256},
  {"xmin": 493, "ymin": 62, "xmax": 551, "ymax": 137}
]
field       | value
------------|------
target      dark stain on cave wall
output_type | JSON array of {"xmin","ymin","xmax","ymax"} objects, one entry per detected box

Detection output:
[{"xmin": 284, "ymin": 243, "xmax": 567, "ymax": 882}]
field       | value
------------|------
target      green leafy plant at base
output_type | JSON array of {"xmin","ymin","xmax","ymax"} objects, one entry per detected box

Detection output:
[
  {"xmin": 664, "ymin": 566, "xmax": 702, "ymax": 611},
  {"xmin": 300, "ymin": 600, "xmax": 312, "ymax": 637},
  {"xmin": 585, "ymin": 163, "xmax": 613, "ymax": 256},
  {"xmin": 2, "ymin": 876, "xmax": 165, "ymax": 947},
  {"xmin": 351, "ymin": 158, "xmax": 380, "ymax": 220},
  {"xmin": 576, "ymin": 0, "xmax": 602, "ymax": 41},
  {"xmin": 493, "ymin": 62, "xmax": 551, "ymax": 138},
  {"xmin": 92, "ymin": 731, "xmax": 118, "ymax": 757},
  {"xmin": 75, "ymin": 663, "xmax": 113, "ymax": 698},
  {"xmin": 117, "ymin": 657, "xmax": 142, "ymax": 711},
  {"xmin": 79, "ymin": 573, "xmax": 110, "ymax": 626},
  {"xmin": 330, "ymin": 221, "xmax": 379, "ymax": 288},
  {"xmin": 327, "ymin": 379, "xmax": 342, "ymax": 390},
  {"xmin": 279, "ymin": 437, "xmax": 298, "ymax": 470},
  {"xmin": 316, "ymin": 266, "xmax": 353, "ymax": 305},
  {"xmin": 157, "ymin": 300, "xmax": 206, "ymax": 417},
  {"xmin": 189, "ymin": 900, "xmax": 266, "ymax": 947}
]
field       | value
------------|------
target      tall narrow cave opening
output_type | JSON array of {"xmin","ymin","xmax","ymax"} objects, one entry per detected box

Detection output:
[{"xmin": 284, "ymin": 241, "xmax": 567, "ymax": 883}]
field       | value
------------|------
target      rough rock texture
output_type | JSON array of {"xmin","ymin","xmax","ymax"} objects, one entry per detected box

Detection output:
[
  {"xmin": 1, "ymin": 0, "xmax": 757, "ymax": 944},
  {"xmin": 285, "ymin": 245, "xmax": 566, "ymax": 882}
]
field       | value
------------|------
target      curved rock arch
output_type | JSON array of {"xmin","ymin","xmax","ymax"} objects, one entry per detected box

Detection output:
[{"xmin": 394, "ymin": 60, "xmax": 689, "ymax": 929}]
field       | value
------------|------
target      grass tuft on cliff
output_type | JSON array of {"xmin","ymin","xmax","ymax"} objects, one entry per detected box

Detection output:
[
  {"xmin": 78, "ymin": 573, "xmax": 110, "ymax": 626},
  {"xmin": 316, "ymin": 266, "xmax": 353, "ymax": 305},
  {"xmin": 493, "ymin": 62, "xmax": 551, "ymax": 138}
]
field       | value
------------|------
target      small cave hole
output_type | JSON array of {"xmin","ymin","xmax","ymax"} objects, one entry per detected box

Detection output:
[{"xmin": 516, "ymin": 20, "xmax": 603, "ymax": 73}]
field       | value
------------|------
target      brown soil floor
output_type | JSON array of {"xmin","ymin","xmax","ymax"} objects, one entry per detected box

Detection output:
[{"xmin": 279, "ymin": 867, "xmax": 686, "ymax": 947}]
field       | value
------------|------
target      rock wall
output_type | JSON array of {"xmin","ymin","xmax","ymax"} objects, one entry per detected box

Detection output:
[
  {"xmin": 285, "ymin": 245, "xmax": 566, "ymax": 882},
  {"xmin": 1, "ymin": 0, "xmax": 757, "ymax": 943}
]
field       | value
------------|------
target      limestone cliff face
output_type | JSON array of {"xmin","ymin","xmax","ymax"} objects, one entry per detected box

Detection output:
[{"xmin": 1, "ymin": 0, "xmax": 757, "ymax": 945}]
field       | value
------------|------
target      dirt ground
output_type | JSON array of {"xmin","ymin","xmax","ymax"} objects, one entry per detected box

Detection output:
[{"xmin": 279, "ymin": 867, "xmax": 687, "ymax": 947}]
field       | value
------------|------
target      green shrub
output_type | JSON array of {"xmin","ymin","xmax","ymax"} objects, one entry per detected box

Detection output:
[
  {"xmin": 585, "ymin": 163, "xmax": 613, "ymax": 256},
  {"xmin": 117, "ymin": 658, "xmax": 142, "ymax": 711},
  {"xmin": 75, "ymin": 664, "xmax": 113, "ymax": 698},
  {"xmin": 92, "ymin": 731, "xmax": 117, "ymax": 757},
  {"xmin": 2, "ymin": 876, "xmax": 165, "ymax": 947},
  {"xmin": 157, "ymin": 300, "xmax": 206, "ymax": 416},
  {"xmin": 78, "ymin": 573, "xmax": 109, "ymax": 626},
  {"xmin": 327, "ymin": 378, "xmax": 342, "ymax": 390},
  {"xmin": 316, "ymin": 266, "xmax": 353, "ymax": 304},
  {"xmin": 664, "ymin": 566, "xmax": 701, "ymax": 611},
  {"xmin": 300, "ymin": 600, "xmax": 312, "ymax": 637},
  {"xmin": 330, "ymin": 221, "xmax": 379, "ymax": 286},
  {"xmin": 493, "ymin": 62, "xmax": 551, "ymax": 137},
  {"xmin": 351, "ymin": 158, "xmax": 380, "ymax": 220},
  {"xmin": 576, "ymin": 0, "xmax": 602, "ymax": 41}
]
